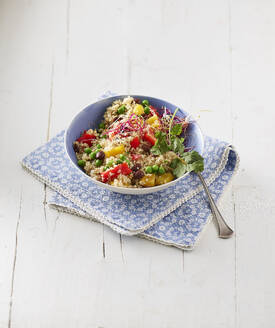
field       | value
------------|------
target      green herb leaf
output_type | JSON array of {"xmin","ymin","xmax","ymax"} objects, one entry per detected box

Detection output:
[
  {"xmin": 186, "ymin": 161, "xmax": 204, "ymax": 173},
  {"xmin": 171, "ymin": 150, "xmax": 204, "ymax": 177},
  {"xmin": 168, "ymin": 108, "xmax": 179, "ymax": 143},
  {"xmin": 170, "ymin": 136, "xmax": 185, "ymax": 156},
  {"xmin": 182, "ymin": 150, "xmax": 204, "ymax": 173},
  {"xmin": 172, "ymin": 159, "xmax": 187, "ymax": 178},
  {"xmin": 151, "ymin": 132, "xmax": 170, "ymax": 155},
  {"xmin": 171, "ymin": 124, "xmax": 182, "ymax": 136}
]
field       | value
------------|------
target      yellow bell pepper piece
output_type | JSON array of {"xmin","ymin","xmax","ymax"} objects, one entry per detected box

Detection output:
[
  {"xmin": 146, "ymin": 114, "xmax": 158, "ymax": 126},
  {"xmin": 156, "ymin": 172, "xmax": 174, "ymax": 185},
  {"xmin": 140, "ymin": 174, "xmax": 156, "ymax": 187},
  {"xmin": 104, "ymin": 145, "xmax": 125, "ymax": 158},
  {"xmin": 151, "ymin": 120, "xmax": 160, "ymax": 128},
  {"xmin": 133, "ymin": 104, "xmax": 144, "ymax": 115}
]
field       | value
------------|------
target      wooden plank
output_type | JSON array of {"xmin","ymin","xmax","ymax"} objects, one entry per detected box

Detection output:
[
  {"xmin": 5, "ymin": 1, "xmax": 127, "ymax": 327},
  {"xmin": 0, "ymin": 0, "xmax": 53, "ymax": 326},
  {"xmin": 117, "ymin": 0, "xmax": 236, "ymax": 327},
  {"xmin": 231, "ymin": 1, "xmax": 275, "ymax": 326}
]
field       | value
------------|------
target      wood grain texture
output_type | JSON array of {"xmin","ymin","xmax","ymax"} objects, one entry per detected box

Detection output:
[{"xmin": 0, "ymin": 0, "xmax": 274, "ymax": 327}]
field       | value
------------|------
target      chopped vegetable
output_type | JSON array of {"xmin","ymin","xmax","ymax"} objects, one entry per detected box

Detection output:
[
  {"xmin": 90, "ymin": 152, "xmax": 97, "ymax": 160},
  {"xmin": 144, "ymin": 106, "xmax": 150, "ymax": 115},
  {"xmin": 117, "ymin": 105, "xmax": 126, "ymax": 115},
  {"xmin": 146, "ymin": 114, "xmax": 159, "ymax": 126},
  {"xmin": 156, "ymin": 172, "xmax": 174, "ymax": 185},
  {"xmin": 139, "ymin": 174, "xmax": 156, "ymax": 187},
  {"xmin": 95, "ymin": 159, "xmax": 103, "ymax": 167},
  {"xmin": 143, "ymin": 133, "xmax": 156, "ymax": 146},
  {"xmin": 152, "ymin": 164, "xmax": 159, "ymax": 173},
  {"xmin": 77, "ymin": 160, "xmax": 85, "ymax": 167},
  {"xmin": 105, "ymin": 145, "xmax": 125, "ymax": 158},
  {"xmin": 106, "ymin": 160, "xmax": 114, "ymax": 168},
  {"xmin": 158, "ymin": 166, "xmax": 165, "ymax": 174},
  {"xmin": 145, "ymin": 166, "xmax": 153, "ymax": 174},
  {"xmin": 130, "ymin": 136, "xmax": 140, "ymax": 149},
  {"xmin": 77, "ymin": 133, "xmax": 96, "ymax": 146},
  {"xmin": 133, "ymin": 104, "xmax": 144, "ymax": 115},
  {"xmin": 101, "ymin": 162, "xmax": 132, "ymax": 183}
]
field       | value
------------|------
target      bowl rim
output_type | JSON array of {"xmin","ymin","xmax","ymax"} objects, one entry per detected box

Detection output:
[{"xmin": 64, "ymin": 94, "xmax": 204, "ymax": 194}]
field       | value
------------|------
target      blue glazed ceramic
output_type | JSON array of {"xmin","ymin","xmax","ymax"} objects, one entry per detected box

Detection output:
[{"xmin": 65, "ymin": 95, "xmax": 204, "ymax": 194}]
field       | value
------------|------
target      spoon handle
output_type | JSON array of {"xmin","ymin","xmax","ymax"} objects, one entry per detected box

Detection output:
[{"xmin": 197, "ymin": 172, "xmax": 234, "ymax": 238}]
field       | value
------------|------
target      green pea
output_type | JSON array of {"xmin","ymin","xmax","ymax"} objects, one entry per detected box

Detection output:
[
  {"xmin": 96, "ymin": 144, "xmax": 102, "ymax": 149},
  {"xmin": 119, "ymin": 154, "xmax": 126, "ymax": 160},
  {"xmin": 144, "ymin": 106, "xmax": 150, "ymax": 114},
  {"xmin": 95, "ymin": 159, "xmax": 103, "ymax": 167},
  {"xmin": 116, "ymin": 159, "xmax": 123, "ymax": 164},
  {"xmin": 142, "ymin": 99, "xmax": 149, "ymax": 106},
  {"xmin": 117, "ymin": 105, "xmax": 126, "ymax": 115},
  {"xmin": 78, "ymin": 160, "xmax": 85, "ymax": 167},
  {"xmin": 102, "ymin": 134, "xmax": 107, "ymax": 139},
  {"xmin": 158, "ymin": 166, "xmax": 165, "ymax": 174},
  {"xmin": 84, "ymin": 147, "xmax": 92, "ymax": 154},
  {"xmin": 145, "ymin": 166, "xmax": 153, "ymax": 174},
  {"xmin": 107, "ymin": 160, "xmax": 114, "ymax": 167},
  {"xmin": 152, "ymin": 165, "xmax": 159, "ymax": 173},
  {"xmin": 103, "ymin": 166, "xmax": 108, "ymax": 171},
  {"xmin": 99, "ymin": 122, "xmax": 105, "ymax": 129},
  {"xmin": 90, "ymin": 152, "xmax": 97, "ymax": 160}
]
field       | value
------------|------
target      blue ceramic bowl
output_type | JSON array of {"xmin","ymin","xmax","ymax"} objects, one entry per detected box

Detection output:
[{"xmin": 65, "ymin": 95, "xmax": 204, "ymax": 194}]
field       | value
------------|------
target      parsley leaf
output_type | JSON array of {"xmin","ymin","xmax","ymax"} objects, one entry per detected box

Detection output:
[
  {"xmin": 170, "ymin": 150, "xmax": 204, "ymax": 177},
  {"xmin": 151, "ymin": 132, "xmax": 170, "ymax": 155},
  {"xmin": 171, "ymin": 124, "xmax": 182, "ymax": 136},
  {"xmin": 172, "ymin": 159, "xmax": 187, "ymax": 178},
  {"xmin": 170, "ymin": 136, "xmax": 185, "ymax": 156},
  {"xmin": 182, "ymin": 151, "xmax": 204, "ymax": 173}
]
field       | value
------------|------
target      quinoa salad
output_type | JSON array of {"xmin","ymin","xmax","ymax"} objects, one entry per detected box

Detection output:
[{"xmin": 73, "ymin": 97, "xmax": 204, "ymax": 188}]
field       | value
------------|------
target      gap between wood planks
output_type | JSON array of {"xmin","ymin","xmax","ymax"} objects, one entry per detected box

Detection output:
[
  {"xmin": 228, "ymin": 0, "xmax": 238, "ymax": 326},
  {"xmin": 65, "ymin": 0, "xmax": 71, "ymax": 71},
  {"xmin": 8, "ymin": 189, "xmax": 23, "ymax": 328},
  {"xmin": 43, "ymin": 60, "xmax": 54, "ymax": 227}
]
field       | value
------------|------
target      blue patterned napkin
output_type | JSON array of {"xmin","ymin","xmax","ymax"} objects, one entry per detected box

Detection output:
[{"xmin": 22, "ymin": 130, "xmax": 239, "ymax": 249}]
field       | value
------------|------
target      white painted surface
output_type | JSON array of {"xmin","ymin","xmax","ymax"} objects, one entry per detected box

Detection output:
[{"xmin": 0, "ymin": 0, "xmax": 275, "ymax": 327}]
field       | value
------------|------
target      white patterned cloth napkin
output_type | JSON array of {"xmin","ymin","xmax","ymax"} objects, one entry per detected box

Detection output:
[{"xmin": 22, "ymin": 130, "xmax": 239, "ymax": 250}]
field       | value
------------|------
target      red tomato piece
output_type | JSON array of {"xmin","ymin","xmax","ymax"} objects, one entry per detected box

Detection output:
[
  {"xmin": 130, "ymin": 136, "xmax": 140, "ymax": 148},
  {"xmin": 77, "ymin": 133, "xmax": 96, "ymax": 146},
  {"xmin": 101, "ymin": 163, "xmax": 132, "ymax": 183},
  {"xmin": 143, "ymin": 133, "xmax": 156, "ymax": 146}
]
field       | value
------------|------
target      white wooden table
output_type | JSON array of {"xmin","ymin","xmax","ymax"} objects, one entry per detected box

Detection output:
[{"xmin": 1, "ymin": 1, "xmax": 275, "ymax": 327}]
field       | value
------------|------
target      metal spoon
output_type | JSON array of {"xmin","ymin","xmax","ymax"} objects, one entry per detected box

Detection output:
[{"xmin": 197, "ymin": 172, "xmax": 234, "ymax": 238}]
